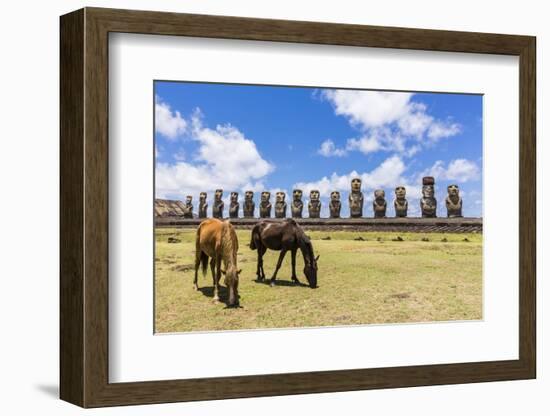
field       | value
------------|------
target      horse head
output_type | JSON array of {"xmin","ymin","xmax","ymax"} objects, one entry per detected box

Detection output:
[
  {"xmin": 222, "ymin": 265, "xmax": 242, "ymax": 306},
  {"xmin": 302, "ymin": 236, "xmax": 319, "ymax": 288}
]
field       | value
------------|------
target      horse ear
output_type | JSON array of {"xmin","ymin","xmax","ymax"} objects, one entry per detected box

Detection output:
[
  {"xmin": 237, "ymin": 269, "xmax": 242, "ymax": 275},
  {"xmin": 315, "ymin": 255, "xmax": 320, "ymax": 261},
  {"xmin": 221, "ymin": 269, "xmax": 226, "ymax": 275}
]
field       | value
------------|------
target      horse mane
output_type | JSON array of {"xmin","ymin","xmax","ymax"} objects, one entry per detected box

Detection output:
[
  {"xmin": 297, "ymin": 229, "xmax": 314, "ymax": 264},
  {"xmin": 221, "ymin": 221, "xmax": 239, "ymax": 263}
]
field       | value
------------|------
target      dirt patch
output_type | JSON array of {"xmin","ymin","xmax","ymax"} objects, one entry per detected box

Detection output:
[{"xmin": 167, "ymin": 237, "xmax": 181, "ymax": 243}]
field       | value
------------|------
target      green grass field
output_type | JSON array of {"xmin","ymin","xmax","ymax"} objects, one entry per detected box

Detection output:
[{"xmin": 155, "ymin": 228, "xmax": 482, "ymax": 333}]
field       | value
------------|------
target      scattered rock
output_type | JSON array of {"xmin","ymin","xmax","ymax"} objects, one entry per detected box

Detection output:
[
  {"xmin": 388, "ymin": 292, "xmax": 410, "ymax": 300},
  {"xmin": 441, "ymin": 237, "xmax": 448, "ymax": 242},
  {"xmin": 167, "ymin": 237, "xmax": 181, "ymax": 243},
  {"xmin": 376, "ymin": 237, "xmax": 382, "ymax": 242},
  {"xmin": 172, "ymin": 264, "xmax": 194, "ymax": 272},
  {"xmin": 421, "ymin": 237, "xmax": 430, "ymax": 242},
  {"xmin": 354, "ymin": 236, "xmax": 365, "ymax": 241},
  {"xmin": 392, "ymin": 236, "xmax": 404, "ymax": 242},
  {"xmin": 463, "ymin": 238, "xmax": 470, "ymax": 242},
  {"xmin": 321, "ymin": 236, "xmax": 332, "ymax": 240}
]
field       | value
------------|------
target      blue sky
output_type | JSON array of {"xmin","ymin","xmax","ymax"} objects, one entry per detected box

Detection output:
[{"xmin": 155, "ymin": 81, "xmax": 482, "ymax": 217}]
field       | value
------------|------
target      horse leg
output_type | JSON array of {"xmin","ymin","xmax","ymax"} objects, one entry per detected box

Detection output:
[
  {"xmin": 257, "ymin": 245, "xmax": 267, "ymax": 281},
  {"xmin": 210, "ymin": 258, "xmax": 219, "ymax": 302},
  {"xmin": 256, "ymin": 245, "xmax": 264, "ymax": 281},
  {"xmin": 270, "ymin": 249, "xmax": 287, "ymax": 286},
  {"xmin": 214, "ymin": 255, "xmax": 223, "ymax": 303},
  {"xmin": 260, "ymin": 246, "xmax": 268, "ymax": 281},
  {"xmin": 291, "ymin": 248, "xmax": 300, "ymax": 284},
  {"xmin": 193, "ymin": 253, "xmax": 200, "ymax": 291}
]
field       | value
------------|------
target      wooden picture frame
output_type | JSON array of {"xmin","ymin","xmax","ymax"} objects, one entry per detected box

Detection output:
[{"xmin": 60, "ymin": 7, "xmax": 536, "ymax": 408}]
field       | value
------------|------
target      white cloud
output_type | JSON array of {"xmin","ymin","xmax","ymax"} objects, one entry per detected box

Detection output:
[
  {"xmin": 156, "ymin": 106, "xmax": 274, "ymax": 199},
  {"xmin": 422, "ymin": 159, "xmax": 480, "ymax": 183},
  {"xmin": 318, "ymin": 139, "xmax": 347, "ymax": 157},
  {"xmin": 155, "ymin": 96, "xmax": 187, "ymax": 140},
  {"xmin": 345, "ymin": 135, "xmax": 382, "ymax": 155},
  {"xmin": 427, "ymin": 121, "xmax": 461, "ymax": 140},
  {"xmin": 322, "ymin": 90, "xmax": 413, "ymax": 128},
  {"xmin": 295, "ymin": 155, "xmax": 415, "ymax": 194},
  {"xmin": 318, "ymin": 90, "xmax": 461, "ymax": 157}
]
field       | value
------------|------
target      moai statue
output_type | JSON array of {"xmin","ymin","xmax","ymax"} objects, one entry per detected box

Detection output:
[
  {"xmin": 229, "ymin": 192, "xmax": 239, "ymax": 218},
  {"xmin": 373, "ymin": 189, "xmax": 387, "ymax": 218},
  {"xmin": 212, "ymin": 189, "xmax": 224, "ymax": 219},
  {"xmin": 243, "ymin": 191, "xmax": 255, "ymax": 218},
  {"xmin": 349, "ymin": 178, "xmax": 364, "ymax": 218},
  {"xmin": 446, "ymin": 184, "xmax": 463, "ymax": 218},
  {"xmin": 198, "ymin": 192, "xmax": 208, "ymax": 218},
  {"xmin": 308, "ymin": 190, "xmax": 321, "ymax": 218},
  {"xmin": 183, "ymin": 195, "xmax": 193, "ymax": 219},
  {"xmin": 394, "ymin": 186, "xmax": 408, "ymax": 218},
  {"xmin": 291, "ymin": 189, "xmax": 304, "ymax": 218},
  {"xmin": 275, "ymin": 192, "xmax": 287, "ymax": 218},
  {"xmin": 420, "ymin": 176, "xmax": 437, "ymax": 218},
  {"xmin": 259, "ymin": 191, "xmax": 272, "ymax": 218},
  {"xmin": 329, "ymin": 191, "xmax": 341, "ymax": 218}
]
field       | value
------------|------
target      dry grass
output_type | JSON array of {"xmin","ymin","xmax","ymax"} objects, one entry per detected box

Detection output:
[{"xmin": 155, "ymin": 228, "xmax": 482, "ymax": 333}]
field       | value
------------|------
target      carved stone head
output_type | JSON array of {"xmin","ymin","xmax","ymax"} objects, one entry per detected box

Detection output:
[
  {"xmin": 422, "ymin": 185, "xmax": 434, "ymax": 198},
  {"xmin": 310, "ymin": 190, "xmax": 320, "ymax": 201},
  {"xmin": 185, "ymin": 195, "xmax": 192, "ymax": 204},
  {"xmin": 330, "ymin": 191, "xmax": 340, "ymax": 201},
  {"xmin": 395, "ymin": 186, "xmax": 406, "ymax": 199},
  {"xmin": 245, "ymin": 191, "xmax": 254, "ymax": 201},
  {"xmin": 351, "ymin": 178, "xmax": 362, "ymax": 192},
  {"xmin": 261, "ymin": 191, "xmax": 270, "ymax": 202},
  {"xmin": 374, "ymin": 189, "xmax": 385, "ymax": 200},
  {"xmin": 276, "ymin": 192, "xmax": 285, "ymax": 202},
  {"xmin": 230, "ymin": 192, "xmax": 238, "ymax": 202},
  {"xmin": 215, "ymin": 189, "xmax": 223, "ymax": 200},
  {"xmin": 293, "ymin": 189, "xmax": 302, "ymax": 201},
  {"xmin": 199, "ymin": 192, "xmax": 207, "ymax": 202},
  {"xmin": 447, "ymin": 184, "xmax": 460, "ymax": 197}
]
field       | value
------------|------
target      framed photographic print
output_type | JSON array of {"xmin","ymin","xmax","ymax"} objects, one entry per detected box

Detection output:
[{"xmin": 60, "ymin": 7, "xmax": 536, "ymax": 408}]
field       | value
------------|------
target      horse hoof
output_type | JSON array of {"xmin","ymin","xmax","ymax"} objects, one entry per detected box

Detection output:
[
  {"xmin": 270, "ymin": 281, "xmax": 276, "ymax": 287},
  {"xmin": 213, "ymin": 297, "xmax": 220, "ymax": 303},
  {"xmin": 193, "ymin": 284, "xmax": 199, "ymax": 291}
]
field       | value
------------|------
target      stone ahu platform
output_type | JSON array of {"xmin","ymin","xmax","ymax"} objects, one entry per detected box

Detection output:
[{"xmin": 155, "ymin": 217, "xmax": 483, "ymax": 233}]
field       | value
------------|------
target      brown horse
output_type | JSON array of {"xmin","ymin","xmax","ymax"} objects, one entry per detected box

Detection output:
[
  {"xmin": 249, "ymin": 218, "xmax": 319, "ymax": 288},
  {"xmin": 194, "ymin": 218, "xmax": 241, "ymax": 306}
]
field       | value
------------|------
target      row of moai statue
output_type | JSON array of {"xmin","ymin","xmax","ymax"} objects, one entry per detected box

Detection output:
[{"xmin": 180, "ymin": 177, "xmax": 463, "ymax": 219}]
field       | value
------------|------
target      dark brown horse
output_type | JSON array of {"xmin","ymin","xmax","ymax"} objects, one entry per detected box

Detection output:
[
  {"xmin": 249, "ymin": 218, "xmax": 319, "ymax": 288},
  {"xmin": 194, "ymin": 218, "xmax": 241, "ymax": 306}
]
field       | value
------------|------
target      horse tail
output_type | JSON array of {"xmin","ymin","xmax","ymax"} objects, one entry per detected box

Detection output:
[
  {"xmin": 199, "ymin": 252, "xmax": 208, "ymax": 276},
  {"xmin": 195, "ymin": 223, "xmax": 209, "ymax": 276},
  {"xmin": 285, "ymin": 217, "xmax": 297, "ymax": 226},
  {"xmin": 249, "ymin": 225, "xmax": 258, "ymax": 250}
]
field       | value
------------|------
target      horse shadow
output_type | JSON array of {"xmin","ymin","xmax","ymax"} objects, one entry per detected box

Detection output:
[
  {"xmin": 253, "ymin": 278, "xmax": 309, "ymax": 288},
  {"xmin": 197, "ymin": 285, "xmax": 242, "ymax": 308}
]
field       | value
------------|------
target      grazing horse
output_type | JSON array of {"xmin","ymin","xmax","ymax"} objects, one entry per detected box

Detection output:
[
  {"xmin": 249, "ymin": 218, "xmax": 319, "ymax": 288},
  {"xmin": 194, "ymin": 218, "xmax": 241, "ymax": 306}
]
